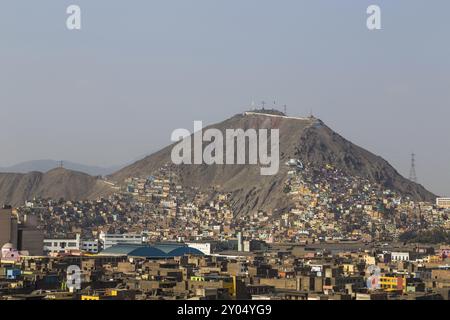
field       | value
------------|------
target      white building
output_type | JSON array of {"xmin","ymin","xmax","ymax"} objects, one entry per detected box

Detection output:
[
  {"xmin": 391, "ymin": 252, "xmax": 410, "ymax": 262},
  {"xmin": 237, "ymin": 232, "xmax": 243, "ymax": 252},
  {"xmin": 81, "ymin": 240, "xmax": 99, "ymax": 253},
  {"xmin": 99, "ymin": 232, "xmax": 143, "ymax": 250},
  {"xmin": 43, "ymin": 234, "xmax": 80, "ymax": 254},
  {"xmin": 436, "ymin": 198, "xmax": 450, "ymax": 209},
  {"xmin": 186, "ymin": 242, "xmax": 213, "ymax": 255}
]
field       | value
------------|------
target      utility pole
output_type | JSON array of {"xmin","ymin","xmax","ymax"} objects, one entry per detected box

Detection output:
[{"xmin": 409, "ymin": 153, "xmax": 418, "ymax": 183}]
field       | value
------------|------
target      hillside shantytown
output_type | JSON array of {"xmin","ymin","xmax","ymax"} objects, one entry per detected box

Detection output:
[{"xmin": 1, "ymin": 137, "xmax": 450, "ymax": 300}]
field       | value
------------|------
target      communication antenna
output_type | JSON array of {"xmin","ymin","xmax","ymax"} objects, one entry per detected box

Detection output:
[{"xmin": 409, "ymin": 153, "xmax": 418, "ymax": 183}]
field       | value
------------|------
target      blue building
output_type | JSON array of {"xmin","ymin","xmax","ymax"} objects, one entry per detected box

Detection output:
[{"xmin": 6, "ymin": 268, "xmax": 21, "ymax": 279}]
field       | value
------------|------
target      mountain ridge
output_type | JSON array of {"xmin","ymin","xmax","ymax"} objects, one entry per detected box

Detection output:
[
  {"xmin": 0, "ymin": 112, "xmax": 435, "ymax": 212},
  {"xmin": 0, "ymin": 168, "xmax": 114, "ymax": 207},
  {"xmin": 0, "ymin": 159, "xmax": 122, "ymax": 176}
]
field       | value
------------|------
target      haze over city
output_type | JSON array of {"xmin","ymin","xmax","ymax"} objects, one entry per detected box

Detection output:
[
  {"xmin": 0, "ymin": 0, "xmax": 449, "ymax": 195},
  {"xmin": 1, "ymin": 1, "xmax": 450, "ymax": 306}
]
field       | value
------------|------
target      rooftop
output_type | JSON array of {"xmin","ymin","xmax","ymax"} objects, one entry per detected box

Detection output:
[{"xmin": 98, "ymin": 243, "xmax": 204, "ymax": 258}]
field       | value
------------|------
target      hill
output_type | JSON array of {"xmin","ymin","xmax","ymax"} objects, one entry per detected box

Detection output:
[
  {"xmin": 0, "ymin": 168, "xmax": 114, "ymax": 207},
  {"xmin": 110, "ymin": 112, "xmax": 435, "ymax": 215}
]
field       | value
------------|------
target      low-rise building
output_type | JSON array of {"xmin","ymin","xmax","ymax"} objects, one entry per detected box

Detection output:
[
  {"xmin": 99, "ymin": 232, "xmax": 143, "ymax": 250},
  {"xmin": 43, "ymin": 234, "xmax": 80, "ymax": 254}
]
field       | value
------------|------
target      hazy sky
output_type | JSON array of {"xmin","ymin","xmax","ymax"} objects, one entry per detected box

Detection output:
[{"xmin": 0, "ymin": 0, "xmax": 449, "ymax": 196}]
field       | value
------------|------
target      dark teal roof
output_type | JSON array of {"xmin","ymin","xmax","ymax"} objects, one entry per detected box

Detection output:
[
  {"xmin": 100, "ymin": 244, "xmax": 144, "ymax": 256},
  {"xmin": 168, "ymin": 246, "xmax": 205, "ymax": 257},
  {"xmin": 100, "ymin": 243, "xmax": 204, "ymax": 258},
  {"xmin": 129, "ymin": 246, "xmax": 167, "ymax": 258},
  {"xmin": 153, "ymin": 243, "xmax": 186, "ymax": 254}
]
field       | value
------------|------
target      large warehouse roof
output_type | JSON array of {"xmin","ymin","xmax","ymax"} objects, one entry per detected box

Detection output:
[{"xmin": 99, "ymin": 243, "xmax": 204, "ymax": 258}]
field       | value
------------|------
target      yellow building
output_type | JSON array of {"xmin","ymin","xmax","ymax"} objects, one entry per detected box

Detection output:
[
  {"xmin": 343, "ymin": 264, "xmax": 356, "ymax": 275},
  {"xmin": 379, "ymin": 276, "xmax": 406, "ymax": 293},
  {"xmin": 363, "ymin": 255, "xmax": 376, "ymax": 265},
  {"xmin": 81, "ymin": 295, "xmax": 100, "ymax": 300},
  {"xmin": 426, "ymin": 255, "xmax": 442, "ymax": 263}
]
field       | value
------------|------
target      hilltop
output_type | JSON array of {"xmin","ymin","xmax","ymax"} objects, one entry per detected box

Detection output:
[{"xmin": 0, "ymin": 159, "xmax": 122, "ymax": 176}]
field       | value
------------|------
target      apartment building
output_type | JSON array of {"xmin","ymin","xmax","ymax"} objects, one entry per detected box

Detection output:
[
  {"xmin": 99, "ymin": 232, "xmax": 143, "ymax": 250},
  {"xmin": 43, "ymin": 234, "xmax": 80, "ymax": 253}
]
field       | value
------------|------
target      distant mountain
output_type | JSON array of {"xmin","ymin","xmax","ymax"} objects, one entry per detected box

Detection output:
[
  {"xmin": 111, "ymin": 111, "xmax": 436, "ymax": 216},
  {"xmin": 0, "ymin": 168, "xmax": 114, "ymax": 207},
  {"xmin": 0, "ymin": 160, "xmax": 122, "ymax": 176}
]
